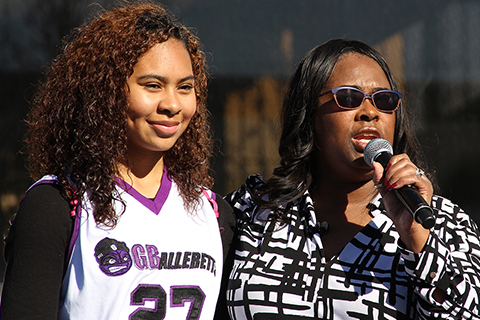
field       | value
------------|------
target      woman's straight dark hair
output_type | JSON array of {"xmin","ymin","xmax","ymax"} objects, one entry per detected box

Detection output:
[{"xmin": 256, "ymin": 39, "xmax": 431, "ymax": 210}]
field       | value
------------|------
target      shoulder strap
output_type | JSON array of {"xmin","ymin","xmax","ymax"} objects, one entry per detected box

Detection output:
[
  {"xmin": 65, "ymin": 185, "xmax": 81, "ymax": 276},
  {"xmin": 202, "ymin": 189, "xmax": 219, "ymax": 218}
]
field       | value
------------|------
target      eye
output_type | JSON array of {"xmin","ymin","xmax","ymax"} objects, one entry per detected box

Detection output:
[
  {"xmin": 102, "ymin": 255, "xmax": 118, "ymax": 265},
  {"xmin": 179, "ymin": 83, "xmax": 194, "ymax": 92},
  {"xmin": 145, "ymin": 82, "xmax": 162, "ymax": 90}
]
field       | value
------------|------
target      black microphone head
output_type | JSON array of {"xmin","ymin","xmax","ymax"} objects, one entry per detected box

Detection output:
[{"xmin": 364, "ymin": 138, "xmax": 393, "ymax": 167}]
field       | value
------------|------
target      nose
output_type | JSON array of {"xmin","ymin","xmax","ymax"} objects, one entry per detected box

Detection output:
[
  {"xmin": 158, "ymin": 90, "xmax": 182, "ymax": 115},
  {"xmin": 357, "ymin": 96, "xmax": 379, "ymax": 121}
]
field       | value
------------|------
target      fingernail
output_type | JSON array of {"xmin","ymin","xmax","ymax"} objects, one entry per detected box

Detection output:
[
  {"xmin": 387, "ymin": 182, "xmax": 398, "ymax": 190},
  {"xmin": 383, "ymin": 178, "xmax": 390, "ymax": 188},
  {"xmin": 385, "ymin": 163, "xmax": 392, "ymax": 171}
]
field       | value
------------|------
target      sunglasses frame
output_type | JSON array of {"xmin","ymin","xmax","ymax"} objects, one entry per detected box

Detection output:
[{"xmin": 319, "ymin": 86, "xmax": 403, "ymax": 112}]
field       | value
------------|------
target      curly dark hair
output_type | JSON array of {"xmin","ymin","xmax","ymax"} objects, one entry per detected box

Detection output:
[
  {"xmin": 25, "ymin": 1, "xmax": 213, "ymax": 227},
  {"xmin": 257, "ymin": 39, "xmax": 433, "ymax": 209}
]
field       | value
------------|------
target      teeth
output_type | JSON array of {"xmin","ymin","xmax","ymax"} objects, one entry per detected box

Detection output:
[{"xmin": 109, "ymin": 266, "xmax": 126, "ymax": 272}]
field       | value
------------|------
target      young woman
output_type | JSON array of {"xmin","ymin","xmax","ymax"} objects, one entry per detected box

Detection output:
[
  {"xmin": 1, "ymin": 2, "xmax": 234, "ymax": 319},
  {"xmin": 220, "ymin": 39, "xmax": 480, "ymax": 319}
]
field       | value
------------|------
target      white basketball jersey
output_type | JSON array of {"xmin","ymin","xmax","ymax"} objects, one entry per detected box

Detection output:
[{"xmin": 57, "ymin": 171, "xmax": 223, "ymax": 320}]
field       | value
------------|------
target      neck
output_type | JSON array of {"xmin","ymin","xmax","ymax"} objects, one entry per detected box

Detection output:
[
  {"xmin": 310, "ymin": 177, "xmax": 377, "ymax": 226},
  {"xmin": 309, "ymin": 177, "xmax": 377, "ymax": 261},
  {"xmin": 117, "ymin": 149, "xmax": 165, "ymax": 199}
]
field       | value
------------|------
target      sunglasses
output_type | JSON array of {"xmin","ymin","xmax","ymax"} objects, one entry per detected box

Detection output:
[{"xmin": 319, "ymin": 86, "xmax": 403, "ymax": 112}]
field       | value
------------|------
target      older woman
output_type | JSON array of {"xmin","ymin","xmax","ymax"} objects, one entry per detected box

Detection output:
[{"xmin": 221, "ymin": 39, "xmax": 480, "ymax": 319}]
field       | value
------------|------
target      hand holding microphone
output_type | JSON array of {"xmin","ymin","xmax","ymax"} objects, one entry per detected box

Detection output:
[{"xmin": 364, "ymin": 138, "xmax": 435, "ymax": 229}]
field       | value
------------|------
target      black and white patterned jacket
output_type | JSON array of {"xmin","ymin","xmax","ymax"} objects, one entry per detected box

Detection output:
[{"xmin": 224, "ymin": 174, "xmax": 480, "ymax": 320}]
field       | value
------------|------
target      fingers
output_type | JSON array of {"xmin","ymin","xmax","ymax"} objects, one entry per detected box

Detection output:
[
  {"xmin": 372, "ymin": 161, "xmax": 384, "ymax": 186},
  {"xmin": 372, "ymin": 154, "xmax": 433, "ymax": 252},
  {"xmin": 377, "ymin": 154, "xmax": 433, "ymax": 203},
  {"xmin": 383, "ymin": 155, "xmax": 424, "ymax": 188}
]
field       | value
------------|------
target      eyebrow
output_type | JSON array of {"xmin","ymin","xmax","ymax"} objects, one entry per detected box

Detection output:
[
  {"xmin": 137, "ymin": 74, "xmax": 195, "ymax": 82},
  {"xmin": 345, "ymin": 85, "xmax": 391, "ymax": 92}
]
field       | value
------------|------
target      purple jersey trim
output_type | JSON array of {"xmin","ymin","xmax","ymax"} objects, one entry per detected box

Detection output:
[{"xmin": 115, "ymin": 167, "xmax": 172, "ymax": 215}]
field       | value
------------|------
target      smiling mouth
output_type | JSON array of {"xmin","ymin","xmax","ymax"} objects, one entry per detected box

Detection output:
[
  {"xmin": 151, "ymin": 122, "xmax": 180, "ymax": 136},
  {"xmin": 108, "ymin": 265, "xmax": 127, "ymax": 273}
]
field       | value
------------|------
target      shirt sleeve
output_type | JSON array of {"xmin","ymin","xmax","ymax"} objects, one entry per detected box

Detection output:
[
  {"xmin": 223, "ymin": 174, "xmax": 263, "ymax": 221},
  {"xmin": 1, "ymin": 183, "xmax": 73, "ymax": 319},
  {"xmin": 215, "ymin": 177, "xmax": 263, "ymax": 320},
  {"xmin": 399, "ymin": 196, "xmax": 480, "ymax": 319}
]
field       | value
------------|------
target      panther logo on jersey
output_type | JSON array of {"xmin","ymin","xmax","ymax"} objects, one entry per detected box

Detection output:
[{"xmin": 94, "ymin": 237, "xmax": 133, "ymax": 276}]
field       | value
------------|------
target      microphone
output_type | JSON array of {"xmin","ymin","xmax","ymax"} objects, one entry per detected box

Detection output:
[{"xmin": 364, "ymin": 138, "xmax": 435, "ymax": 229}]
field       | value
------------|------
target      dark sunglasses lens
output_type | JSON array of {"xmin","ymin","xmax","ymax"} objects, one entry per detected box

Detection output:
[
  {"xmin": 373, "ymin": 92, "xmax": 399, "ymax": 111},
  {"xmin": 335, "ymin": 89, "xmax": 364, "ymax": 109}
]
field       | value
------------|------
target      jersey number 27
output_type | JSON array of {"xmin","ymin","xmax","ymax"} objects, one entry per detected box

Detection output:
[{"xmin": 130, "ymin": 284, "xmax": 205, "ymax": 320}]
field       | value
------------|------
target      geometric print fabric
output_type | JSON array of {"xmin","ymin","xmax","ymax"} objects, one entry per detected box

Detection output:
[{"xmin": 225, "ymin": 174, "xmax": 480, "ymax": 319}]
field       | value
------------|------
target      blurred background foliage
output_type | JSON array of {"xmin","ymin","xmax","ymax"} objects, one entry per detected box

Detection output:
[{"xmin": 1, "ymin": 0, "xmax": 480, "ymax": 280}]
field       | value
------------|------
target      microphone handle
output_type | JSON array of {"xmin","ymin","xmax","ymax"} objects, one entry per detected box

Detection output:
[
  {"xmin": 393, "ymin": 187, "xmax": 435, "ymax": 229},
  {"xmin": 374, "ymin": 152, "xmax": 435, "ymax": 229}
]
